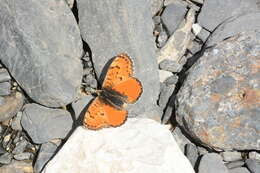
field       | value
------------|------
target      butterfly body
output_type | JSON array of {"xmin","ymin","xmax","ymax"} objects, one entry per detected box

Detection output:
[{"xmin": 84, "ymin": 53, "xmax": 142, "ymax": 130}]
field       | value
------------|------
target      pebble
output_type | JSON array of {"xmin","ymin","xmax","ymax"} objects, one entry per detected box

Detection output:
[
  {"xmin": 0, "ymin": 152, "xmax": 13, "ymax": 164},
  {"xmin": 158, "ymin": 83, "xmax": 175, "ymax": 109},
  {"xmin": 198, "ymin": 153, "xmax": 229, "ymax": 173},
  {"xmin": 221, "ymin": 151, "xmax": 242, "ymax": 162},
  {"xmin": 164, "ymin": 74, "xmax": 179, "ymax": 86},
  {"xmin": 196, "ymin": 27, "xmax": 210, "ymax": 42},
  {"xmin": 156, "ymin": 28, "xmax": 169, "ymax": 48},
  {"xmin": 14, "ymin": 152, "xmax": 33, "ymax": 161},
  {"xmin": 11, "ymin": 112, "xmax": 23, "ymax": 131},
  {"xmin": 159, "ymin": 70, "xmax": 173, "ymax": 83},
  {"xmin": 245, "ymin": 159, "xmax": 260, "ymax": 173},
  {"xmin": 226, "ymin": 161, "xmax": 245, "ymax": 169},
  {"xmin": 12, "ymin": 140, "xmax": 28, "ymax": 155}
]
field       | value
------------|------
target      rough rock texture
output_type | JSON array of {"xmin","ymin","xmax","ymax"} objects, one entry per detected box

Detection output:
[
  {"xmin": 176, "ymin": 30, "xmax": 260, "ymax": 150},
  {"xmin": 77, "ymin": 0, "xmax": 160, "ymax": 116},
  {"xmin": 150, "ymin": 0, "xmax": 164, "ymax": 16},
  {"xmin": 0, "ymin": 68, "xmax": 11, "ymax": 82},
  {"xmin": 43, "ymin": 118, "xmax": 195, "ymax": 173},
  {"xmin": 245, "ymin": 159, "xmax": 260, "ymax": 173},
  {"xmin": 0, "ymin": 0, "xmax": 83, "ymax": 107},
  {"xmin": 229, "ymin": 167, "xmax": 250, "ymax": 173},
  {"xmin": 21, "ymin": 104, "xmax": 73, "ymax": 144},
  {"xmin": 71, "ymin": 95, "xmax": 93, "ymax": 120},
  {"xmin": 198, "ymin": 153, "xmax": 229, "ymax": 173},
  {"xmin": 0, "ymin": 92, "xmax": 24, "ymax": 122},
  {"xmin": 206, "ymin": 12, "xmax": 260, "ymax": 47},
  {"xmin": 198, "ymin": 0, "xmax": 259, "ymax": 31},
  {"xmin": 0, "ymin": 160, "xmax": 33, "ymax": 173}
]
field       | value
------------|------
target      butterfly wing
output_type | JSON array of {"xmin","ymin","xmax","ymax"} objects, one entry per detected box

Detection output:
[
  {"xmin": 84, "ymin": 97, "xmax": 127, "ymax": 130},
  {"xmin": 102, "ymin": 53, "xmax": 143, "ymax": 103}
]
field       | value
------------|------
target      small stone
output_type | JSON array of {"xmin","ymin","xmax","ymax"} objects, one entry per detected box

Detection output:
[
  {"xmin": 249, "ymin": 151, "xmax": 260, "ymax": 161},
  {"xmin": 43, "ymin": 119, "xmax": 195, "ymax": 173},
  {"xmin": 34, "ymin": 142, "xmax": 59, "ymax": 173},
  {"xmin": 159, "ymin": 59, "xmax": 183, "ymax": 72},
  {"xmin": 0, "ymin": 68, "xmax": 11, "ymax": 83},
  {"xmin": 65, "ymin": 0, "xmax": 74, "ymax": 8},
  {"xmin": 192, "ymin": 23, "xmax": 202, "ymax": 36},
  {"xmin": 196, "ymin": 27, "xmax": 211, "ymax": 42},
  {"xmin": 226, "ymin": 161, "xmax": 245, "ymax": 169},
  {"xmin": 171, "ymin": 126, "xmax": 191, "ymax": 152},
  {"xmin": 0, "ymin": 82, "xmax": 11, "ymax": 96},
  {"xmin": 14, "ymin": 152, "xmax": 33, "ymax": 161},
  {"xmin": 190, "ymin": 0, "xmax": 203, "ymax": 4},
  {"xmin": 21, "ymin": 104, "xmax": 73, "ymax": 144},
  {"xmin": 158, "ymin": 83, "xmax": 175, "ymax": 109},
  {"xmin": 0, "ymin": 160, "xmax": 33, "ymax": 173},
  {"xmin": 71, "ymin": 95, "xmax": 93, "ymax": 120},
  {"xmin": 221, "ymin": 151, "xmax": 242, "ymax": 162},
  {"xmin": 229, "ymin": 167, "xmax": 250, "ymax": 173},
  {"xmin": 83, "ymin": 74, "xmax": 97, "ymax": 88},
  {"xmin": 12, "ymin": 140, "xmax": 28, "ymax": 155},
  {"xmin": 159, "ymin": 70, "xmax": 173, "ymax": 83},
  {"xmin": 157, "ymin": 29, "xmax": 168, "ymax": 48},
  {"xmin": 150, "ymin": 0, "xmax": 164, "ymax": 16},
  {"xmin": 11, "ymin": 112, "xmax": 23, "ymax": 131},
  {"xmin": 187, "ymin": 40, "xmax": 202, "ymax": 55},
  {"xmin": 198, "ymin": 153, "xmax": 229, "ymax": 173},
  {"xmin": 0, "ymin": 152, "xmax": 12, "ymax": 164},
  {"xmin": 164, "ymin": 75, "xmax": 178, "ymax": 86},
  {"xmin": 245, "ymin": 159, "xmax": 260, "ymax": 173},
  {"xmin": 161, "ymin": 1, "xmax": 187, "ymax": 35},
  {"xmin": 185, "ymin": 143, "xmax": 199, "ymax": 168},
  {"xmin": 83, "ymin": 68, "xmax": 92, "ymax": 76},
  {"xmin": 161, "ymin": 96, "xmax": 175, "ymax": 124},
  {"xmin": 197, "ymin": 146, "xmax": 208, "ymax": 156}
]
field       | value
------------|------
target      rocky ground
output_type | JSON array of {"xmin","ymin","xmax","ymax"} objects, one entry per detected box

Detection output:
[{"xmin": 0, "ymin": 0, "xmax": 259, "ymax": 173}]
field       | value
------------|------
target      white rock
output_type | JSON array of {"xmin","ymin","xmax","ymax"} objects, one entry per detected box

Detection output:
[
  {"xmin": 43, "ymin": 118, "xmax": 195, "ymax": 173},
  {"xmin": 192, "ymin": 23, "xmax": 202, "ymax": 36},
  {"xmin": 159, "ymin": 70, "xmax": 173, "ymax": 83}
]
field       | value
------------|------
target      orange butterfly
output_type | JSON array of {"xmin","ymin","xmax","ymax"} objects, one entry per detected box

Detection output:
[{"xmin": 83, "ymin": 53, "xmax": 143, "ymax": 130}]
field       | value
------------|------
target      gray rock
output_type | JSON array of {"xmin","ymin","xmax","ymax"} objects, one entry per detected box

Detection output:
[
  {"xmin": 158, "ymin": 83, "xmax": 175, "ymax": 109},
  {"xmin": 176, "ymin": 30, "xmax": 260, "ymax": 150},
  {"xmin": 185, "ymin": 143, "xmax": 199, "ymax": 168},
  {"xmin": 249, "ymin": 151, "xmax": 260, "ymax": 161},
  {"xmin": 0, "ymin": 92, "xmax": 24, "ymax": 122},
  {"xmin": 14, "ymin": 152, "xmax": 32, "ymax": 160},
  {"xmin": 226, "ymin": 161, "xmax": 245, "ymax": 169},
  {"xmin": 164, "ymin": 74, "xmax": 178, "ymax": 86},
  {"xmin": 161, "ymin": 95, "xmax": 175, "ymax": 124},
  {"xmin": 198, "ymin": 0, "xmax": 259, "ymax": 31},
  {"xmin": 65, "ymin": 0, "xmax": 74, "ymax": 8},
  {"xmin": 0, "ymin": 152, "xmax": 12, "ymax": 164},
  {"xmin": 229, "ymin": 167, "xmax": 250, "ymax": 173},
  {"xmin": 207, "ymin": 12, "xmax": 260, "ymax": 47},
  {"xmin": 157, "ymin": 28, "xmax": 169, "ymax": 48},
  {"xmin": 171, "ymin": 126, "xmax": 191, "ymax": 152},
  {"xmin": 83, "ymin": 74, "xmax": 97, "ymax": 89},
  {"xmin": 161, "ymin": 1, "xmax": 187, "ymax": 35},
  {"xmin": 71, "ymin": 95, "xmax": 93, "ymax": 120},
  {"xmin": 11, "ymin": 111, "xmax": 23, "ymax": 131},
  {"xmin": 221, "ymin": 151, "xmax": 242, "ymax": 162},
  {"xmin": 197, "ymin": 146, "xmax": 208, "ymax": 156},
  {"xmin": 21, "ymin": 103, "xmax": 73, "ymax": 144},
  {"xmin": 0, "ymin": 68, "xmax": 11, "ymax": 83},
  {"xmin": 150, "ymin": 0, "xmax": 164, "ymax": 16},
  {"xmin": 196, "ymin": 27, "xmax": 211, "ymax": 43},
  {"xmin": 0, "ymin": 160, "xmax": 33, "ymax": 173},
  {"xmin": 198, "ymin": 153, "xmax": 229, "ymax": 173},
  {"xmin": 77, "ymin": 0, "xmax": 160, "ymax": 116},
  {"xmin": 0, "ymin": 96, "xmax": 5, "ymax": 105},
  {"xmin": 0, "ymin": 0, "xmax": 83, "ymax": 107},
  {"xmin": 12, "ymin": 140, "xmax": 28, "ymax": 155},
  {"xmin": 0, "ymin": 82, "xmax": 11, "ymax": 96},
  {"xmin": 245, "ymin": 159, "xmax": 260, "ymax": 173},
  {"xmin": 159, "ymin": 59, "xmax": 183, "ymax": 72},
  {"xmin": 187, "ymin": 40, "xmax": 203, "ymax": 55}
]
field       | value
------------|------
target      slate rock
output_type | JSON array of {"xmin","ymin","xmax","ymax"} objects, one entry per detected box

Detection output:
[
  {"xmin": 0, "ymin": 82, "xmax": 11, "ymax": 96},
  {"xmin": 14, "ymin": 152, "xmax": 33, "ymax": 161},
  {"xmin": 12, "ymin": 140, "xmax": 28, "ymax": 155},
  {"xmin": 229, "ymin": 167, "xmax": 250, "ymax": 173},
  {"xmin": 21, "ymin": 104, "xmax": 73, "ymax": 144},
  {"xmin": 196, "ymin": 27, "xmax": 211, "ymax": 43},
  {"xmin": 164, "ymin": 74, "xmax": 178, "ymax": 86},
  {"xmin": 207, "ymin": 12, "xmax": 260, "ymax": 47},
  {"xmin": 34, "ymin": 142, "xmax": 59, "ymax": 173},
  {"xmin": 71, "ymin": 95, "xmax": 93, "ymax": 120},
  {"xmin": 0, "ymin": 0, "xmax": 83, "ymax": 107},
  {"xmin": 176, "ymin": 30, "xmax": 260, "ymax": 150},
  {"xmin": 11, "ymin": 111, "xmax": 23, "ymax": 131},
  {"xmin": 185, "ymin": 143, "xmax": 199, "ymax": 168},
  {"xmin": 0, "ymin": 160, "xmax": 33, "ymax": 173},
  {"xmin": 0, "ymin": 68, "xmax": 11, "ymax": 83},
  {"xmin": 226, "ymin": 161, "xmax": 245, "ymax": 169},
  {"xmin": 0, "ymin": 152, "xmax": 12, "ymax": 164},
  {"xmin": 221, "ymin": 151, "xmax": 242, "ymax": 162},
  {"xmin": 245, "ymin": 159, "xmax": 260, "ymax": 173},
  {"xmin": 77, "ymin": 0, "xmax": 160, "ymax": 116},
  {"xmin": 158, "ymin": 82, "xmax": 175, "ymax": 109},
  {"xmin": 43, "ymin": 118, "xmax": 195, "ymax": 173},
  {"xmin": 0, "ymin": 92, "xmax": 24, "ymax": 122},
  {"xmin": 161, "ymin": 1, "xmax": 187, "ymax": 35},
  {"xmin": 198, "ymin": 153, "xmax": 229, "ymax": 173},
  {"xmin": 198, "ymin": 0, "xmax": 259, "ymax": 31},
  {"xmin": 159, "ymin": 59, "xmax": 184, "ymax": 72}
]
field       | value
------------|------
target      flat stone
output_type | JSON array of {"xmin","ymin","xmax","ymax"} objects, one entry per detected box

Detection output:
[
  {"xmin": 0, "ymin": 160, "xmax": 33, "ymax": 173},
  {"xmin": 0, "ymin": 68, "xmax": 11, "ymax": 82},
  {"xmin": 185, "ymin": 143, "xmax": 199, "ymax": 168},
  {"xmin": 14, "ymin": 152, "xmax": 33, "ymax": 161},
  {"xmin": 159, "ymin": 59, "xmax": 184, "ymax": 72},
  {"xmin": 198, "ymin": 153, "xmax": 229, "ymax": 173},
  {"xmin": 221, "ymin": 151, "xmax": 242, "ymax": 162},
  {"xmin": 71, "ymin": 95, "xmax": 93, "ymax": 120},
  {"xmin": 43, "ymin": 118, "xmax": 195, "ymax": 173},
  {"xmin": 176, "ymin": 30, "xmax": 260, "ymax": 150},
  {"xmin": 226, "ymin": 161, "xmax": 245, "ymax": 169},
  {"xmin": 158, "ymin": 83, "xmax": 175, "ymax": 109},
  {"xmin": 161, "ymin": 1, "xmax": 187, "ymax": 35},
  {"xmin": 245, "ymin": 159, "xmax": 260, "ymax": 173},
  {"xmin": 0, "ymin": 82, "xmax": 11, "ymax": 96},
  {"xmin": 21, "ymin": 103, "xmax": 73, "ymax": 144},
  {"xmin": 229, "ymin": 167, "xmax": 250, "ymax": 173},
  {"xmin": 34, "ymin": 142, "xmax": 59, "ymax": 173},
  {"xmin": 159, "ymin": 70, "xmax": 173, "ymax": 83},
  {"xmin": 11, "ymin": 111, "xmax": 23, "ymax": 131},
  {"xmin": 206, "ymin": 12, "xmax": 260, "ymax": 47},
  {"xmin": 0, "ymin": 92, "xmax": 24, "ymax": 122},
  {"xmin": 198, "ymin": 0, "xmax": 259, "ymax": 31},
  {"xmin": 12, "ymin": 140, "xmax": 28, "ymax": 155},
  {"xmin": 164, "ymin": 75, "xmax": 178, "ymax": 86},
  {"xmin": 0, "ymin": 0, "xmax": 83, "ymax": 107},
  {"xmin": 77, "ymin": 0, "xmax": 160, "ymax": 117},
  {"xmin": 0, "ymin": 152, "xmax": 12, "ymax": 164}
]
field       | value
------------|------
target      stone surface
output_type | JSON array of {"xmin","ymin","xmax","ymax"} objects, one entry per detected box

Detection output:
[
  {"xmin": 176, "ymin": 30, "xmax": 260, "ymax": 150},
  {"xmin": 221, "ymin": 151, "xmax": 242, "ymax": 162},
  {"xmin": 0, "ymin": 68, "xmax": 11, "ymax": 82},
  {"xmin": 159, "ymin": 70, "xmax": 173, "ymax": 83},
  {"xmin": 43, "ymin": 118, "xmax": 195, "ymax": 173},
  {"xmin": 226, "ymin": 161, "xmax": 245, "ymax": 169},
  {"xmin": 171, "ymin": 126, "xmax": 191, "ymax": 152},
  {"xmin": 11, "ymin": 111, "xmax": 23, "ymax": 131},
  {"xmin": 249, "ymin": 151, "xmax": 260, "ymax": 161},
  {"xmin": 12, "ymin": 140, "xmax": 28, "ymax": 155},
  {"xmin": 159, "ymin": 59, "xmax": 184, "ymax": 72},
  {"xmin": 71, "ymin": 95, "xmax": 93, "ymax": 120},
  {"xmin": 161, "ymin": 1, "xmax": 187, "ymax": 35},
  {"xmin": 0, "ymin": 0, "xmax": 83, "ymax": 107},
  {"xmin": 158, "ymin": 82, "xmax": 175, "ymax": 109},
  {"xmin": 185, "ymin": 143, "xmax": 199, "ymax": 168},
  {"xmin": 0, "ymin": 81, "xmax": 11, "ymax": 96},
  {"xmin": 198, "ymin": 153, "xmax": 229, "ymax": 173},
  {"xmin": 150, "ymin": 0, "xmax": 164, "ymax": 16},
  {"xmin": 77, "ymin": 0, "xmax": 160, "ymax": 116},
  {"xmin": 34, "ymin": 142, "xmax": 59, "ymax": 173},
  {"xmin": 0, "ymin": 152, "xmax": 12, "ymax": 164},
  {"xmin": 198, "ymin": 0, "xmax": 259, "ymax": 31},
  {"xmin": 0, "ymin": 92, "xmax": 24, "ymax": 122},
  {"xmin": 14, "ymin": 152, "xmax": 32, "ymax": 160},
  {"xmin": 164, "ymin": 75, "xmax": 178, "ymax": 86},
  {"xmin": 0, "ymin": 160, "xmax": 33, "ymax": 173},
  {"xmin": 245, "ymin": 159, "xmax": 260, "ymax": 173},
  {"xmin": 229, "ymin": 167, "xmax": 250, "ymax": 173},
  {"xmin": 206, "ymin": 12, "xmax": 260, "ymax": 47},
  {"xmin": 196, "ymin": 27, "xmax": 211, "ymax": 42},
  {"xmin": 21, "ymin": 103, "xmax": 73, "ymax": 144}
]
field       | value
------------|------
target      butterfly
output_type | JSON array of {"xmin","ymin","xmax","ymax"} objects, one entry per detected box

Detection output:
[{"xmin": 83, "ymin": 53, "xmax": 143, "ymax": 130}]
